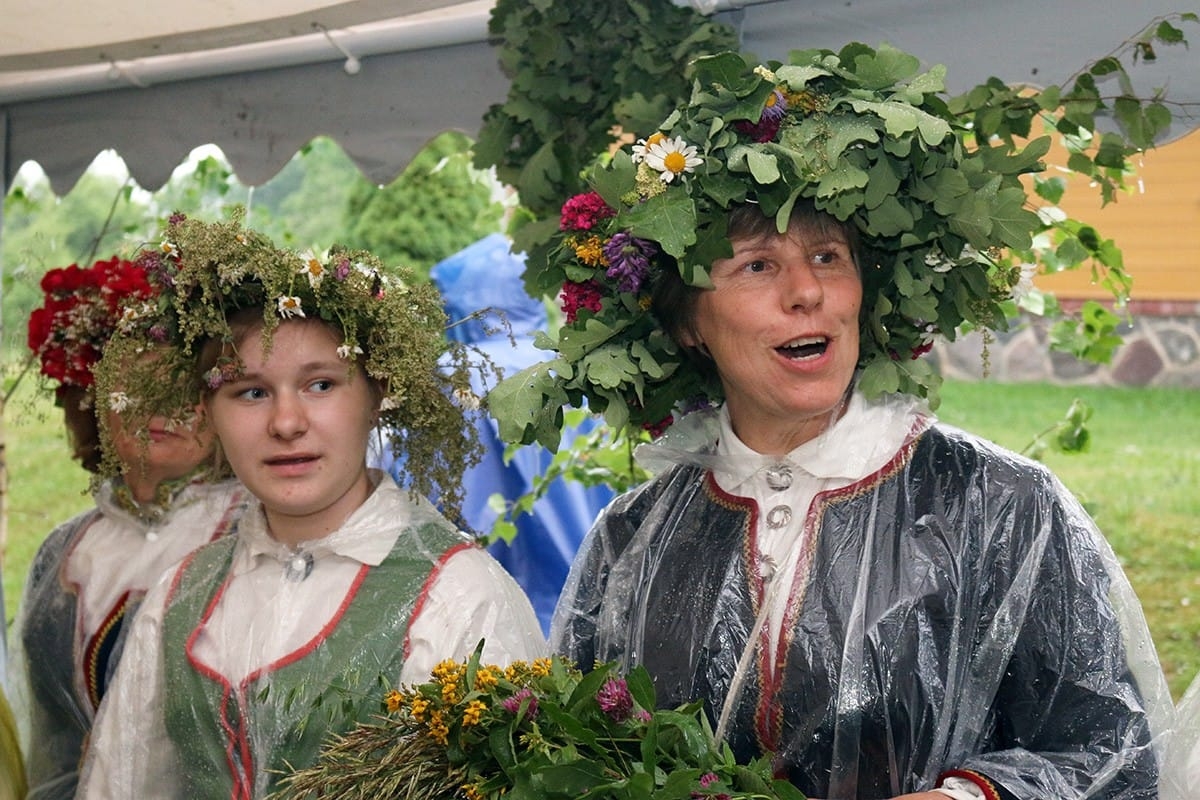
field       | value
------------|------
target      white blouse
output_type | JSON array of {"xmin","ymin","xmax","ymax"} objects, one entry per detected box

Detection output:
[
  {"xmin": 78, "ymin": 472, "xmax": 546, "ymax": 799},
  {"xmin": 708, "ymin": 393, "xmax": 982, "ymax": 800}
]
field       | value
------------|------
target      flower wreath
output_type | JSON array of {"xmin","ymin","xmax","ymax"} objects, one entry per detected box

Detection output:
[
  {"xmin": 27, "ymin": 255, "xmax": 156, "ymax": 403},
  {"xmin": 487, "ymin": 43, "xmax": 1049, "ymax": 452},
  {"xmin": 94, "ymin": 210, "xmax": 483, "ymax": 515}
]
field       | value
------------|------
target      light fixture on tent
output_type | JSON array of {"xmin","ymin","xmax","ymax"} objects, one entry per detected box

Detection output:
[
  {"xmin": 315, "ymin": 24, "xmax": 361, "ymax": 76},
  {"xmin": 104, "ymin": 60, "xmax": 147, "ymax": 88}
]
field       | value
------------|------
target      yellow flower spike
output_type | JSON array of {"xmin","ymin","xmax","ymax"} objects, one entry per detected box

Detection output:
[
  {"xmin": 432, "ymin": 658, "xmax": 461, "ymax": 682},
  {"xmin": 410, "ymin": 696, "xmax": 431, "ymax": 721},
  {"xmin": 531, "ymin": 658, "xmax": 553, "ymax": 678},
  {"xmin": 462, "ymin": 699, "xmax": 487, "ymax": 727},
  {"xmin": 573, "ymin": 235, "xmax": 608, "ymax": 267},
  {"xmin": 476, "ymin": 666, "xmax": 500, "ymax": 690},
  {"xmin": 384, "ymin": 690, "xmax": 404, "ymax": 713}
]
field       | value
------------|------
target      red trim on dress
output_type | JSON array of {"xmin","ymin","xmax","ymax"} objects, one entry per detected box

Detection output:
[
  {"xmin": 402, "ymin": 540, "xmax": 474, "ymax": 661},
  {"xmin": 182, "ymin": 511, "xmax": 371, "ymax": 799},
  {"xmin": 701, "ymin": 413, "xmax": 932, "ymax": 759}
]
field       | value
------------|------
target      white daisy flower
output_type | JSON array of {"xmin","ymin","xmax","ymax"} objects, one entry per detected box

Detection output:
[
  {"xmin": 277, "ymin": 295, "xmax": 305, "ymax": 318},
  {"xmin": 336, "ymin": 343, "xmax": 364, "ymax": 360},
  {"xmin": 298, "ymin": 250, "xmax": 326, "ymax": 287},
  {"xmin": 109, "ymin": 392, "xmax": 132, "ymax": 413},
  {"xmin": 631, "ymin": 132, "xmax": 667, "ymax": 164},
  {"xmin": 643, "ymin": 136, "xmax": 703, "ymax": 182},
  {"xmin": 379, "ymin": 396, "xmax": 400, "ymax": 411},
  {"xmin": 159, "ymin": 240, "xmax": 178, "ymax": 258}
]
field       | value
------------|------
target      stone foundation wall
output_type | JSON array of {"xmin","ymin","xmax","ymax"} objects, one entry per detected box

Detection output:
[{"xmin": 931, "ymin": 302, "xmax": 1200, "ymax": 389}]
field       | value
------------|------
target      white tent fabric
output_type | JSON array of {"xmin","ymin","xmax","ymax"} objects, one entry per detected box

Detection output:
[{"xmin": 3, "ymin": 0, "xmax": 1199, "ymax": 195}]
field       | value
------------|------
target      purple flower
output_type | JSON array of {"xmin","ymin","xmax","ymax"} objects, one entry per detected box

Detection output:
[
  {"xmin": 734, "ymin": 90, "xmax": 788, "ymax": 143},
  {"xmin": 596, "ymin": 677, "xmax": 634, "ymax": 722},
  {"xmin": 761, "ymin": 89, "xmax": 787, "ymax": 124},
  {"xmin": 335, "ymin": 258, "xmax": 351, "ymax": 281},
  {"xmin": 699, "ymin": 773, "xmax": 719, "ymax": 788},
  {"xmin": 501, "ymin": 688, "xmax": 538, "ymax": 719},
  {"xmin": 148, "ymin": 324, "xmax": 168, "ymax": 342},
  {"xmin": 603, "ymin": 232, "xmax": 657, "ymax": 293}
]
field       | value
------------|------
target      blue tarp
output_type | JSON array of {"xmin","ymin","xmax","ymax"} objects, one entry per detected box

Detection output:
[{"xmin": 377, "ymin": 234, "xmax": 613, "ymax": 634}]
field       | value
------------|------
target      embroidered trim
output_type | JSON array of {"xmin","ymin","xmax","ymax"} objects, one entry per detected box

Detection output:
[
  {"xmin": 939, "ymin": 769, "xmax": 1002, "ymax": 800},
  {"xmin": 83, "ymin": 590, "xmax": 131, "ymax": 710},
  {"xmin": 702, "ymin": 416, "xmax": 931, "ymax": 756}
]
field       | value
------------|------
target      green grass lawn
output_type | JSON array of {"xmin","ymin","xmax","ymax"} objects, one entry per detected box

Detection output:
[
  {"xmin": 936, "ymin": 379, "xmax": 1200, "ymax": 700},
  {"xmin": 2, "ymin": 376, "xmax": 1198, "ymax": 698}
]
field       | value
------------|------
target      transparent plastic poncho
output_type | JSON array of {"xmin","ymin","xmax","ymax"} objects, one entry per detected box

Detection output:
[
  {"xmin": 6, "ymin": 478, "xmax": 248, "ymax": 800},
  {"xmin": 78, "ymin": 475, "xmax": 546, "ymax": 799},
  {"xmin": 551, "ymin": 393, "xmax": 1175, "ymax": 800},
  {"xmin": 1162, "ymin": 672, "xmax": 1200, "ymax": 799}
]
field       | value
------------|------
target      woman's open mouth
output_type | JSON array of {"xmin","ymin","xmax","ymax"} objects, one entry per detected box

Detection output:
[{"xmin": 776, "ymin": 335, "xmax": 829, "ymax": 360}]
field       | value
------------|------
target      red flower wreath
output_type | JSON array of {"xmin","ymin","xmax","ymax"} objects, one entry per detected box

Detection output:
[{"xmin": 27, "ymin": 256, "xmax": 155, "ymax": 396}]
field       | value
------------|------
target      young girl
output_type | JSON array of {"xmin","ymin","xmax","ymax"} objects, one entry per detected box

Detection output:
[
  {"xmin": 10, "ymin": 255, "xmax": 248, "ymax": 800},
  {"xmin": 77, "ymin": 213, "xmax": 546, "ymax": 798}
]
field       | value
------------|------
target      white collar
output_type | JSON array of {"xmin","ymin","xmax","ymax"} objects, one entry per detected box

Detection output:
[
  {"xmin": 637, "ymin": 390, "xmax": 930, "ymax": 492},
  {"xmin": 232, "ymin": 470, "xmax": 411, "ymax": 575}
]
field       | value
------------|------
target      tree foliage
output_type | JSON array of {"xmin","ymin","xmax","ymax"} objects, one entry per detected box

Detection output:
[{"xmin": 344, "ymin": 131, "xmax": 505, "ymax": 280}]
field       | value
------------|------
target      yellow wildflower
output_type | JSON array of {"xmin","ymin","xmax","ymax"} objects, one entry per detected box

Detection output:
[
  {"xmin": 411, "ymin": 696, "xmax": 431, "ymax": 721},
  {"xmin": 462, "ymin": 784, "xmax": 485, "ymax": 800},
  {"xmin": 428, "ymin": 710, "xmax": 449, "ymax": 745},
  {"xmin": 462, "ymin": 699, "xmax": 487, "ymax": 727},
  {"xmin": 530, "ymin": 658, "xmax": 553, "ymax": 678},
  {"xmin": 432, "ymin": 658, "xmax": 464, "ymax": 684},
  {"xmin": 787, "ymin": 88, "xmax": 827, "ymax": 113},
  {"xmin": 385, "ymin": 690, "xmax": 404, "ymax": 713},
  {"xmin": 476, "ymin": 666, "xmax": 501, "ymax": 690},
  {"xmin": 573, "ymin": 235, "xmax": 608, "ymax": 267}
]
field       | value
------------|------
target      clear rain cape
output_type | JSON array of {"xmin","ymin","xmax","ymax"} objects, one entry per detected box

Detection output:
[{"xmin": 551, "ymin": 392, "xmax": 1176, "ymax": 799}]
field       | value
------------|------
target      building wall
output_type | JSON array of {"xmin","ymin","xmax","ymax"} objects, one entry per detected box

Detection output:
[
  {"xmin": 937, "ymin": 127, "xmax": 1200, "ymax": 388},
  {"xmin": 1036, "ymin": 126, "xmax": 1200, "ymax": 303}
]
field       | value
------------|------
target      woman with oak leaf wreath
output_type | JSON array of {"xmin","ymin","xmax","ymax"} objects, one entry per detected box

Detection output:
[{"xmin": 488, "ymin": 44, "xmax": 1177, "ymax": 800}]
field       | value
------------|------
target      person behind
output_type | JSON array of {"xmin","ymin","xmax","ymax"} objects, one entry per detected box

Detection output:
[
  {"xmin": 374, "ymin": 233, "xmax": 615, "ymax": 633},
  {"xmin": 8, "ymin": 255, "xmax": 249, "ymax": 800},
  {"xmin": 77, "ymin": 213, "xmax": 546, "ymax": 798},
  {"xmin": 489, "ymin": 47, "xmax": 1174, "ymax": 799}
]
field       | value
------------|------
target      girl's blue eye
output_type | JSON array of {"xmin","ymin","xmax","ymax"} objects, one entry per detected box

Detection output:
[
  {"xmin": 236, "ymin": 387, "xmax": 267, "ymax": 401},
  {"xmin": 310, "ymin": 379, "xmax": 335, "ymax": 393},
  {"xmin": 746, "ymin": 260, "xmax": 768, "ymax": 273}
]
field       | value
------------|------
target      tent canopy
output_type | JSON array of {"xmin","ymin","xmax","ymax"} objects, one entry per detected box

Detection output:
[{"xmin": 3, "ymin": 0, "xmax": 1199, "ymax": 194}]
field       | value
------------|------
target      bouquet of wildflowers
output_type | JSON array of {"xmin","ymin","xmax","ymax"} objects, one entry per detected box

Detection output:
[{"xmin": 274, "ymin": 648, "xmax": 805, "ymax": 800}]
